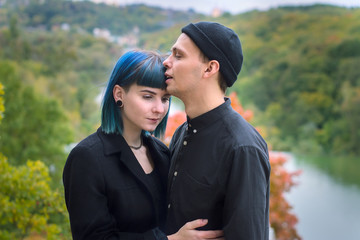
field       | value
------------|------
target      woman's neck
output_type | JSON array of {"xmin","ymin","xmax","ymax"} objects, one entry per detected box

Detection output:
[{"xmin": 122, "ymin": 128, "xmax": 142, "ymax": 149}]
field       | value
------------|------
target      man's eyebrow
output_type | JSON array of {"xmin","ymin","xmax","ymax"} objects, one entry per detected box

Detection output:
[{"xmin": 171, "ymin": 47, "xmax": 184, "ymax": 54}]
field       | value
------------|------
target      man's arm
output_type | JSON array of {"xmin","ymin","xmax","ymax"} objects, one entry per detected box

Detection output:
[{"xmin": 222, "ymin": 146, "xmax": 270, "ymax": 240}]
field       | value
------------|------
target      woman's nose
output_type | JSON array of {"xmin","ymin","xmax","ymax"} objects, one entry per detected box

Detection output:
[{"xmin": 152, "ymin": 100, "xmax": 166, "ymax": 114}]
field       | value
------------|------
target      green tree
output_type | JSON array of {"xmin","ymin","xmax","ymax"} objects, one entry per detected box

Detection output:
[
  {"xmin": 0, "ymin": 80, "xmax": 70, "ymax": 239},
  {"xmin": 0, "ymin": 82, "xmax": 4, "ymax": 122},
  {"xmin": 0, "ymin": 153, "xmax": 70, "ymax": 239},
  {"xmin": 0, "ymin": 16, "xmax": 31, "ymax": 61},
  {"xmin": 0, "ymin": 61, "xmax": 73, "ymax": 183}
]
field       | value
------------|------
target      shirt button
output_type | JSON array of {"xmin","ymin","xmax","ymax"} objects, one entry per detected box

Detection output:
[
  {"xmin": 174, "ymin": 171, "xmax": 178, "ymax": 176},
  {"xmin": 168, "ymin": 204, "xmax": 171, "ymax": 209},
  {"xmin": 183, "ymin": 141, "xmax": 187, "ymax": 146},
  {"xmin": 193, "ymin": 129, "xmax": 197, "ymax": 133}
]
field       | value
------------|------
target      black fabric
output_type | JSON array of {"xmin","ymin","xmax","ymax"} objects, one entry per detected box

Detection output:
[
  {"xmin": 181, "ymin": 21, "xmax": 243, "ymax": 87},
  {"xmin": 166, "ymin": 99, "xmax": 271, "ymax": 240},
  {"xmin": 147, "ymin": 169, "xmax": 167, "ymax": 226},
  {"xmin": 63, "ymin": 127, "xmax": 169, "ymax": 240}
]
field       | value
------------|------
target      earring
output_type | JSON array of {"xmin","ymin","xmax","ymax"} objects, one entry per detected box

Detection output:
[{"xmin": 116, "ymin": 100, "xmax": 123, "ymax": 107}]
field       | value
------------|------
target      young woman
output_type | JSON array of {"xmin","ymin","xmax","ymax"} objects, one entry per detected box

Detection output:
[{"xmin": 63, "ymin": 50, "xmax": 223, "ymax": 240}]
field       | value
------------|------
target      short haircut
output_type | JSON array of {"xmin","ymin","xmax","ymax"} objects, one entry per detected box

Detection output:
[
  {"xmin": 199, "ymin": 51, "xmax": 228, "ymax": 93},
  {"xmin": 101, "ymin": 50, "xmax": 170, "ymax": 138}
]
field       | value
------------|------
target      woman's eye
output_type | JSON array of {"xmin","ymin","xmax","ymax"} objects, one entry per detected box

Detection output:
[
  {"xmin": 162, "ymin": 97, "xmax": 170, "ymax": 103},
  {"xmin": 143, "ymin": 95, "xmax": 152, "ymax": 100}
]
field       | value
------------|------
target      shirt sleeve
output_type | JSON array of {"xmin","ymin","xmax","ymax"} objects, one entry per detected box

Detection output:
[
  {"xmin": 222, "ymin": 146, "xmax": 270, "ymax": 240},
  {"xmin": 63, "ymin": 145, "xmax": 167, "ymax": 240}
]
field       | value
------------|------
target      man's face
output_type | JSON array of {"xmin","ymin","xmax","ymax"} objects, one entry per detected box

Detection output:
[{"xmin": 163, "ymin": 33, "xmax": 207, "ymax": 99}]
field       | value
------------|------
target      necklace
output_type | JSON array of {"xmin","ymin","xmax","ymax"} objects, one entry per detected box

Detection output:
[{"xmin": 129, "ymin": 138, "xmax": 142, "ymax": 150}]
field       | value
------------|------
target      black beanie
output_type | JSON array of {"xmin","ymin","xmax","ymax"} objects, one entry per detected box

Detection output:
[{"xmin": 182, "ymin": 22, "xmax": 243, "ymax": 87}]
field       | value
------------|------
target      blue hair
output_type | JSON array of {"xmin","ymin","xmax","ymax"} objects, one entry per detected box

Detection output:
[{"xmin": 101, "ymin": 50, "xmax": 170, "ymax": 138}]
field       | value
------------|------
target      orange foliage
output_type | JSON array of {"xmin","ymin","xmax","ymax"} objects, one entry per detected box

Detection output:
[
  {"xmin": 269, "ymin": 152, "xmax": 302, "ymax": 240},
  {"xmin": 228, "ymin": 92, "xmax": 253, "ymax": 122},
  {"xmin": 163, "ymin": 92, "xmax": 302, "ymax": 239},
  {"xmin": 164, "ymin": 111, "xmax": 186, "ymax": 146}
]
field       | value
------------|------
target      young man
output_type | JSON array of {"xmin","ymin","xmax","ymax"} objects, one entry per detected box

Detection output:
[{"xmin": 163, "ymin": 22, "xmax": 271, "ymax": 239}]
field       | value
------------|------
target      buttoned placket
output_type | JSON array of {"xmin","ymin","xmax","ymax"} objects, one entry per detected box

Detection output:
[{"xmin": 167, "ymin": 123, "xmax": 198, "ymax": 211}]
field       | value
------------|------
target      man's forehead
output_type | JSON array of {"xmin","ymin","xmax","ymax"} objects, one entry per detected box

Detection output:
[{"xmin": 172, "ymin": 33, "xmax": 196, "ymax": 52}]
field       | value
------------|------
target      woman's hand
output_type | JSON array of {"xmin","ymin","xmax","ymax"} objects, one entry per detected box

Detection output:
[{"xmin": 167, "ymin": 219, "xmax": 224, "ymax": 240}]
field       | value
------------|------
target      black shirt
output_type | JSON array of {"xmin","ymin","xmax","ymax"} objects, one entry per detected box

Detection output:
[
  {"xmin": 147, "ymin": 168, "xmax": 167, "ymax": 229},
  {"xmin": 166, "ymin": 99, "xmax": 271, "ymax": 240}
]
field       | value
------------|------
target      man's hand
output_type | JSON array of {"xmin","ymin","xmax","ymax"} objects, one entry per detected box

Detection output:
[{"xmin": 168, "ymin": 219, "xmax": 224, "ymax": 240}]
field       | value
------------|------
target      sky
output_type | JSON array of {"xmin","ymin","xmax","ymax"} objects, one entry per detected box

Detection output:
[{"xmin": 90, "ymin": 0, "xmax": 360, "ymax": 15}]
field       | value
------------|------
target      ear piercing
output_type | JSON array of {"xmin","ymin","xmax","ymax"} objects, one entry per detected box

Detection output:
[{"xmin": 116, "ymin": 100, "xmax": 123, "ymax": 107}]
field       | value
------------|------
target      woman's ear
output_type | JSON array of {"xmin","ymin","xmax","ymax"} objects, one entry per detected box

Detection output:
[
  {"xmin": 204, "ymin": 60, "xmax": 220, "ymax": 78},
  {"xmin": 113, "ymin": 84, "xmax": 124, "ymax": 102}
]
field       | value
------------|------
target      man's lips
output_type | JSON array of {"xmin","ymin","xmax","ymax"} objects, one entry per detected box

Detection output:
[
  {"xmin": 165, "ymin": 73, "xmax": 173, "ymax": 80},
  {"xmin": 165, "ymin": 78, "xmax": 172, "ymax": 84}
]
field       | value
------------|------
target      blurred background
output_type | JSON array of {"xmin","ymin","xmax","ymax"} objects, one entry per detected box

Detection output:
[{"xmin": 0, "ymin": 0, "xmax": 359, "ymax": 239}]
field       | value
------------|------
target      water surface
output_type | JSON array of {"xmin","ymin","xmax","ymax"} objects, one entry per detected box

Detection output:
[{"xmin": 284, "ymin": 154, "xmax": 360, "ymax": 240}]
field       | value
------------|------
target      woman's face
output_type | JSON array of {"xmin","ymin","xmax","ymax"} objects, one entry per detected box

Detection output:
[{"xmin": 119, "ymin": 84, "xmax": 170, "ymax": 133}]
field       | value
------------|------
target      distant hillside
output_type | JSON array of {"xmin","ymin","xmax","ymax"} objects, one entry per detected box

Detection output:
[
  {"xmin": 0, "ymin": 0, "xmax": 204, "ymax": 35},
  {"xmin": 144, "ymin": 4, "xmax": 360, "ymax": 155},
  {"xmin": 1, "ymin": 1, "xmax": 359, "ymax": 155}
]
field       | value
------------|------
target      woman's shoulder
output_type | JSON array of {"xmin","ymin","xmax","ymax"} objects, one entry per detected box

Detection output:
[
  {"xmin": 67, "ymin": 131, "xmax": 102, "ymax": 160},
  {"xmin": 75, "ymin": 132, "xmax": 101, "ymax": 149}
]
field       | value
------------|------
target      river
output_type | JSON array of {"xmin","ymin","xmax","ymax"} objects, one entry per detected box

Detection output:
[{"xmin": 284, "ymin": 153, "xmax": 360, "ymax": 240}]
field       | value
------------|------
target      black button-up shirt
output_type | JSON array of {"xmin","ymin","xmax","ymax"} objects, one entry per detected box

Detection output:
[{"xmin": 166, "ymin": 99, "xmax": 270, "ymax": 240}]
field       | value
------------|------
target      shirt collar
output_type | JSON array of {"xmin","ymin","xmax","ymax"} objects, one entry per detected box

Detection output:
[{"xmin": 186, "ymin": 98, "xmax": 231, "ymax": 132}]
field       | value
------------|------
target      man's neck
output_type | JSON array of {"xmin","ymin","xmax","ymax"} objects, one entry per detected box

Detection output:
[{"xmin": 183, "ymin": 93, "xmax": 225, "ymax": 119}]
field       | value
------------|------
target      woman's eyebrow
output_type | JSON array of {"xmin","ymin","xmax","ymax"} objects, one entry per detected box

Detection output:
[{"xmin": 140, "ymin": 90, "xmax": 157, "ymax": 95}]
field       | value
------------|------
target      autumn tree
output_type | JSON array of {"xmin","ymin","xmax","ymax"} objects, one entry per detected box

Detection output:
[{"xmin": 269, "ymin": 152, "xmax": 302, "ymax": 240}]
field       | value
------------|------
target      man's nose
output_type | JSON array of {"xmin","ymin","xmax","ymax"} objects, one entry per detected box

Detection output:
[{"xmin": 163, "ymin": 56, "xmax": 171, "ymax": 68}]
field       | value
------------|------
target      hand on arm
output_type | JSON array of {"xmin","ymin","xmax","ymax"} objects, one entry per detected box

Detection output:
[{"xmin": 167, "ymin": 219, "xmax": 224, "ymax": 240}]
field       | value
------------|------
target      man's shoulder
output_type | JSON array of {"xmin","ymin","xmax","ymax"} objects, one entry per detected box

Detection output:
[
  {"xmin": 171, "ymin": 122, "xmax": 187, "ymax": 140},
  {"xmin": 221, "ymin": 110, "xmax": 268, "ymax": 152}
]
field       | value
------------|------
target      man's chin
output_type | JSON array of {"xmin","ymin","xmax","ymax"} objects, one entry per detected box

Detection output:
[{"xmin": 165, "ymin": 86, "xmax": 175, "ymax": 95}]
